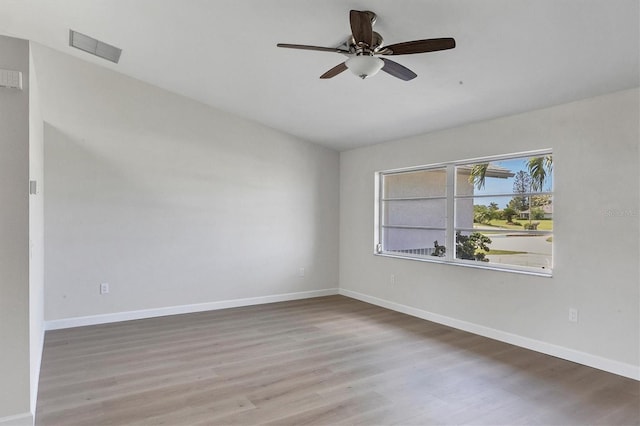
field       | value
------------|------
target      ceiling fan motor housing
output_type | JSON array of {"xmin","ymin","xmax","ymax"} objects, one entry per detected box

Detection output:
[{"xmin": 351, "ymin": 32, "xmax": 384, "ymax": 55}]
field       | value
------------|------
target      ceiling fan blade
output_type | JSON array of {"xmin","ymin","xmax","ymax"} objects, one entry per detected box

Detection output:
[
  {"xmin": 277, "ymin": 43, "xmax": 350, "ymax": 54},
  {"xmin": 380, "ymin": 58, "xmax": 417, "ymax": 81},
  {"xmin": 380, "ymin": 38, "xmax": 456, "ymax": 55},
  {"xmin": 320, "ymin": 62, "xmax": 348, "ymax": 79},
  {"xmin": 350, "ymin": 10, "xmax": 373, "ymax": 47}
]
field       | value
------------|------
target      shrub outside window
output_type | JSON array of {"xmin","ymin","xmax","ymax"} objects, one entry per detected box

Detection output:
[{"xmin": 375, "ymin": 151, "xmax": 553, "ymax": 275}]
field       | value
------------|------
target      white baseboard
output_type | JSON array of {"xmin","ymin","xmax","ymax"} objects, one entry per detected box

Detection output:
[
  {"xmin": 45, "ymin": 288, "xmax": 339, "ymax": 331},
  {"xmin": 0, "ymin": 412, "xmax": 33, "ymax": 426},
  {"xmin": 339, "ymin": 288, "xmax": 640, "ymax": 381}
]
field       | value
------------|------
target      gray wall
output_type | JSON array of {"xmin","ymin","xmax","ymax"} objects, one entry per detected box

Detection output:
[
  {"xmin": 340, "ymin": 89, "xmax": 639, "ymax": 374},
  {"xmin": 33, "ymin": 44, "xmax": 340, "ymax": 321},
  {"xmin": 0, "ymin": 35, "xmax": 31, "ymax": 422},
  {"xmin": 28, "ymin": 44, "xmax": 45, "ymax": 416}
]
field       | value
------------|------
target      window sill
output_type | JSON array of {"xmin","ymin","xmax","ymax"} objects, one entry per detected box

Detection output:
[{"xmin": 374, "ymin": 252, "xmax": 553, "ymax": 278}]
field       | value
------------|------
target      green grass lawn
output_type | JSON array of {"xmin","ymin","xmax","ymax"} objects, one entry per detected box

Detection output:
[{"xmin": 478, "ymin": 249, "xmax": 527, "ymax": 255}]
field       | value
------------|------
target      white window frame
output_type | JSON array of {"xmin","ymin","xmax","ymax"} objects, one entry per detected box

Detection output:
[{"xmin": 374, "ymin": 149, "xmax": 553, "ymax": 277}]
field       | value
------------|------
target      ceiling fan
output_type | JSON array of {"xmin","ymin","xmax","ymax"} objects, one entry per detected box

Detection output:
[{"xmin": 277, "ymin": 10, "xmax": 456, "ymax": 81}]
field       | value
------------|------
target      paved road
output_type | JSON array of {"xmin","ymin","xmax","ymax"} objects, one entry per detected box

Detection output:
[
  {"xmin": 487, "ymin": 234, "xmax": 551, "ymax": 255},
  {"xmin": 484, "ymin": 233, "xmax": 552, "ymax": 269}
]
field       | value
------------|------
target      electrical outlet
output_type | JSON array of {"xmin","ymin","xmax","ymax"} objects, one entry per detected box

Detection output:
[
  {"xmin": 569, "ymin": 308, "xmax": 578, "ymax": 323},
  {"xmin": 390, "ymin": 274, "xmax": 395, "ymax": 286},
  {"xmin": 298, "ymin": 268, "xmax": 305, "ymax": 277},
  {"xmin": 100, "ymin": 282, "xmax": 110, "ymax": 295}
]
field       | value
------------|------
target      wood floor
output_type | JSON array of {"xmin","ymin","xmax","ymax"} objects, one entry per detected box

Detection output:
[{"xmin": 36, "ymin": 295, "xmax": 639, "ymax": 425}]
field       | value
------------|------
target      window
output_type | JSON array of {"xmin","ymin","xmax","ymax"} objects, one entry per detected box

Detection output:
[{"xmin": 376, "ymin": 151, "xmax": 553, "ymax": 275}]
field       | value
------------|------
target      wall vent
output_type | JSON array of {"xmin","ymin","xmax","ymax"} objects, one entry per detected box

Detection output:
[{"xmin": 69, "ymin": 30, "xmax": 122, "ymax": 63}]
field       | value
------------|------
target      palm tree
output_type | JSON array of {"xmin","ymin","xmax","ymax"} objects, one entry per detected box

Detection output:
[
  {"xmin": 528, "ymin": 155, "xmax": 553, "ymax": 191},
  {"xmin": 468, "ymin": 163, "xmax": 489, "ymax": 189},
  {"xmin": 469, "ymin": 156, "xmax": 552, "ymax": 191}
]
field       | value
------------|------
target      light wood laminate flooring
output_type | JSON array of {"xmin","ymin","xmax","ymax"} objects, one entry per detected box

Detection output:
[{"xmin": 36, "ymin": 295, "xmax": 639, "ymax": 425}]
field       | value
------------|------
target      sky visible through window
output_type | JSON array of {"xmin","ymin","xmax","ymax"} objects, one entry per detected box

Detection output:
[{"xmin": 471, "ymin": 157, "xmax": 553, "ymax": 208}]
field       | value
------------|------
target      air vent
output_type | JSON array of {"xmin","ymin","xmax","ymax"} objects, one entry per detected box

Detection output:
[{"xmin": 69, "ymin": 30, "xmax": 122, "ymax": 63}]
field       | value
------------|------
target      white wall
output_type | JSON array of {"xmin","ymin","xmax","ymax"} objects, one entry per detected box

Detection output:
[
  {"xmin": 0, "ymin": 35, "xmax": 31, "ymax": 424},
  {"xmin": 28, "ymin": 43, "xmax": 45, "ymax": 417},
  {"xmin": 32, "ymin": 44, "xmax": 339, "ymax": 322},
  {"xmin": 340, "ymin": 88, "xmax": 639, "ymax": 377}
]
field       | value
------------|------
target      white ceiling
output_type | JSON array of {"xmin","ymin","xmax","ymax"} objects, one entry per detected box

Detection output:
[{"xmin": 1, "ymin": 0, "xmax": 638, "ymax": 151}]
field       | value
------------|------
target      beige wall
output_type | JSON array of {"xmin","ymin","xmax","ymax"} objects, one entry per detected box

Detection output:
[
  {"xmin": 0, "ymin": 35, "xmax": 31, "ymax": 423},
  {"xmin": 340, "ymin": 88, "xmax": 640, "ymax": 376}
]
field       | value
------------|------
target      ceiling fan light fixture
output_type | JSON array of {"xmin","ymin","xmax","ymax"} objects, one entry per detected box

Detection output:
[{"xmin": 346, "ymin": 55, "xmax": 384, "ymax": 79}]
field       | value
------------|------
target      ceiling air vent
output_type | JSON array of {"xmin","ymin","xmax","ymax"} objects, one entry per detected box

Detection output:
[{"xmin": 69, "ymin": 30, "xmax": 122, "ymax": 63}]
